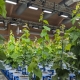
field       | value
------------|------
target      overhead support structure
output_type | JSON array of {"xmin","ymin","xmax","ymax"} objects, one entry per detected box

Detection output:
[
  {"xmin": 16, "ymin": 0, "xmax": 73, "ymax": 17},
  {"xmin": 60, "ymin": 0, "xmax": 80, "ymax": 24},
  {"xmin": 0, "ymin": 16, "xmax": 57, "ymax": 30},
  {"xmin": 43, "ymin": 0, "xmax": 76, "ymax": 19},
  {"xmin": 6, "ymin": 0, "xmax": 77, "ymax": 25}
]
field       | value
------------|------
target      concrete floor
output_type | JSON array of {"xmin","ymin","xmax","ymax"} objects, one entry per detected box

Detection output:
[{"xmin": 0, "ymin": 71, "xmax": 7, "ymax": 80}]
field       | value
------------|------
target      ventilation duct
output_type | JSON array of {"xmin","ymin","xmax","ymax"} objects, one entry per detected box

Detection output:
[
  {"xmin": 59, "ymin": 0, "xmax": 76, "ymax": 6},
  {"xmin": 43, "ymin": 11, "xmax": 57, "ymax": 19},
  {"xmin": 16, "ymin": 3, "xmax": 28, "ymax": 15},
  {"xmin": 16, "ymin": 2, "xmax": 38, "ymax": 15},
  {"xmin": 73, "ymin": 0, "xmax": 80, "ymax": 2}
]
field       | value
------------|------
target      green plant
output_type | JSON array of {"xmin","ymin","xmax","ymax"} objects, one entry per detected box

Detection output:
[
  {"xmin": 5, "ymin": 31, "xmax": 18, "ymax": 68},
  {"xmin": 0, "ymin": 44, "xmax": 6, "ymax": 60},
  {"xmin": 0, "ymin": 0, "xmax": 6, "ymax": 18},
  {"xmin": 0, "ymin": 0, "xmax": 6, "ymax": 60},
  {"xmin": 51, "ymin": 2, "xmax": 80, "ymax": 80},
  {"xmin": 51, "ymin": 25, "xmax": 76, "ymax": 80},
  {"xmin": 4, "ymin": 3, "xmax": 80, "ymax": 80},
  {"xmin": 27, "ymin": 13, "xmax": 51, "ymax": 80},
  {"xmin": 0, "ymin": 35, "xmax": 6, "ymax": 60},
  {"xmin": 72, "ymin": 2, "xmax": 80, "ymax": 25},
  {"xmin": 65, "ymin": 27, "xmax": 80, "ymax": 79},
  {"xmin": 5, "ymin": 12, "xmax": 52, "ymax": 80}
]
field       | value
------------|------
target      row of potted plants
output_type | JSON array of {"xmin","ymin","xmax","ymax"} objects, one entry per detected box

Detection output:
[{"xmin": 0, "ymin": 0, "xmax": 80, "ymax": 80}]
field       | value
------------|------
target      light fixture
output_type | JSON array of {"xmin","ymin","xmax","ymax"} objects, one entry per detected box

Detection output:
[
  {"xmin": 5, "ymin": 0, "xmax": 18, "ymax": 5},
  {"xmin": 43, "ymin": 10, "xmax": 52, "ymax": 14},
  {"xmin": 32, "ymin": 26, "xmax": 39, "ymax": 29},
  {"xmin": 0, "ymin": 21, "xmax": 3, "ymax": 24},
  {"xmin": 59, "ymin": 12, "xmax": 69, "ymax": 18},
  {"xmin": 76, "ymin": 18, "xmax": 79, "ymax": 20},
  {"xmin": 19, "ymin": 30, "xmax": 22, "ymax": 33},
  {"xmin": 29, "ymin": 6, "xmax": 38, "ymax": 10},
  {"xmin": 33, "ymin": 27, "xmax": 38, "ymax": 29},
  {"xmin": 16, "ymin": 27, "xmax": 19, "ymax": 35},
  {"xmin": 61, "ymin": 15, "xmax": 68, "ymax": 18},
  {"xmin": 11, "ymin": 23, "xmax": 17, "ymax": 26}
]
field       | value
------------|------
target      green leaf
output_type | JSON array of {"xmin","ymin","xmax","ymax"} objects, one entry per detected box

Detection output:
[
  {"xmin": 65, "ymin": 44, "xmax": 71, "ymax": 51},
  {"xmin": 77, "ymin": 74, "xmax": 80, "ymax": 80},
  {"xmin": 70, "ymin": 31, "xmax": 79, "ymax": 43},
  {"xmin": 56, "ymin": 29, "xmax": 61, "ymax": 35},
  {"xmin": 33, "ymin": 67, "xmax": 42, "ymax": 79},
  {"xmin": 26, "ymin": 38, "xmax": 30, "ymax": 42},
  {"xmin": 66, "ymin": 26, "xmax": 76, "ymax": 33},
  {"xmin": 40, "ymin": 29, "xmax": 47, "ymax": 37},
  {"xmin": 8, "ymin": 44, "xmax": 15, "ymax": 52},
  {"xmin": 0, "ymin": 45, "xmax": 6, "ymax": 60},
  {"xmin": 52, "ymin": 63, "xmax": 60, "ymax": 69},
  {"xmin": 0, "ymin": 0, "xmax": 7, "ymax": 18},
  {"xmin": 0, "ymin": 5, "xmax": 7, "ymax": 18},
  {"xmin": 71, "ymin": 17, "xmax": 76, "ymax": 25},
  {"xmin": 72, "ymin": 34, "xmax": 78, "ymax": 43},
  {"xmin": 37, "ymin": 38, "xmax": 43, "ymax": 43},
  {"xmin": 43, "ymin": 26, "xmax": 50, "ymax": 31},
  {"xmin": 0, "ymin": 52, "xmax": 6, "ymax": 60},
  {"xmin": 22, "ymin": 38, "xmax": 30, "ymax": 43},
  {"xmin": 45, "ymin": 34, "xmax": 49, "ymax": 40},
  {"xmin": 22, "ymin": 29, "xmax": 30, "ymax": 38},
  {"xmin": 52, "ymin": 74, "xmax": 58, "ymax": 80},
  {"xmin": 39, "ymin": 12, "xmax": 43, "ymax": 22},
  {"xmin": 11, "ymin": 53, "xmax": 19, "ymax": 59},
  {"xmin": 0, "ymin": 35, "xmax": 5, "ymax": 41},
  {"xmin": 76, "ymin": 13, "xmax": 80, "ymax": 17},
  {"xmin": 42, "ymin": 54, "xmax": 47, "ymax": 59},
  {"xmin": 28, "ymin": 63, "xmax": 34, "ymax": 72},
  {"xmin": 28, "ymin": 62, "xmax": 37, "ymax": 72},
  {"xmin": 43, "ymin": 20, "xmax": 49, "ymax": 25},
  {"xmin": 9, "ymin": 31, "xmax": 15, "ymax": 42},
  {"xmin": 61, "ymin": 73, "xmax": 69, "ymax": 80},
  {"xmin": 12, "ymin": 61, "xmax": 18, "ymax": 68},
  {"xmin": 16, "ymin": 58, "xmax": 22, "ymax": 64}
]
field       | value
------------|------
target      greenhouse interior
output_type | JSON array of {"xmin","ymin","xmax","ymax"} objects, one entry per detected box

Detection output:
[{"xmin": 0, "ymin": 0, "xmax": 80, "ymax": 80}]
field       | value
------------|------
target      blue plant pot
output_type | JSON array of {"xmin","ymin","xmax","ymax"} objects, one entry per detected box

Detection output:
[
  {"xmin": 9, "ymin": 72, "xmax": 13, "ymax": 80},
  {"xmin": 22, "ymin": 68, "xmax": 26, "ymax": 75},
  {"xmin": 14, "ymin": 76, "xmax": 19, "ymax": 80},
  {"xmin": 17, "ymin": 66, "xmax": 22, "ymax": 71}
]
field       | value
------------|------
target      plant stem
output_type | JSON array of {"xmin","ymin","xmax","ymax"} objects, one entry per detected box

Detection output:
[
  {"xmin": 60, "ymin": 38, "xmax": 64, "ymax": 68},
  {"xmin": 29, "ymin": 72, "xmax": 33, "ymax": 80}
]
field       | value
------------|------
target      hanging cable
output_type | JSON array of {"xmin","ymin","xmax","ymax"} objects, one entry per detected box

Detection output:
[{"xmin": 40, "ymin": 0, "xmax": 46, "ymax": 6}]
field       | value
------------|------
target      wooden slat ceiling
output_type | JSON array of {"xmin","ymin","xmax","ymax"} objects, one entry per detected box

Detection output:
[{"xmin": 0, "ymin": 0, "xmax": 78, "ymax": 41}]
